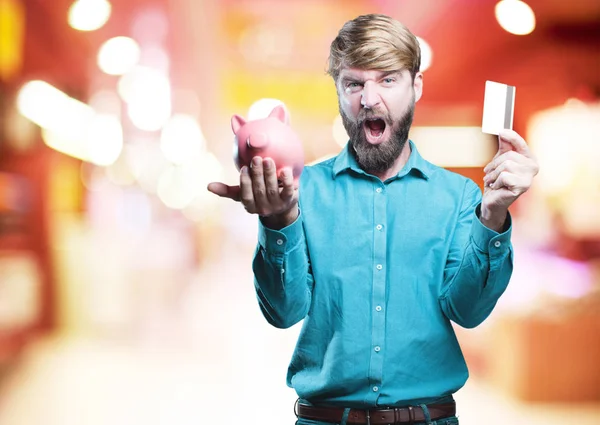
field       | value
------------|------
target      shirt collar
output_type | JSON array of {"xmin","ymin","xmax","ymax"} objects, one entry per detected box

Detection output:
[{"xmin": 332, "ymin": 140, "xmax": 432, "ymax": 181}]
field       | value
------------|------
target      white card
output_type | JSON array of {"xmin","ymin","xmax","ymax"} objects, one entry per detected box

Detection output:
[{"xmin": 482, "ymin": 80, "xmax": 515, "ymax": 135}]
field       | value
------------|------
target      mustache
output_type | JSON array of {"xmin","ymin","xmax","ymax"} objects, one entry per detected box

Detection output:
[{"xmin": 356, "ymin": 109, "xmax": 390, "ymax": 125}]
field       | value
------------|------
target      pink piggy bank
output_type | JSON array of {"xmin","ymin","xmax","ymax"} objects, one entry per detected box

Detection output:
[{"xmin": 232, "ymin": 104, "xmax": 304, "ymax": 188}]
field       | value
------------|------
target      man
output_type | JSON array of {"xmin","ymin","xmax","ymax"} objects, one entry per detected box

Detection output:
[{"xmin": 208, "ymin": 14, "xmax": 538, "ymax": 425}]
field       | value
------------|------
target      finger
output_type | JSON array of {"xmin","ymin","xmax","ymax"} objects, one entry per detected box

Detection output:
[
  {"xmin": 491, "ymin": 171, "xmax": 519, "ymax": 191},
  {"xmin": 207, "ymin": 182, "xmax": 241, "ymax": 201},
  {"xmin": 279, "ymin": 167, "xmax": 295, "ymax": 203},
  {"xmin": 483, "ymin": 150, "xmax": 528, "ymax": 173},
  {"xmin": 497, "ymin": 135, "xmax": 514, "ymax": 156},
  {"xmin": 484, "ymin": 151, "xmax": 510, "ymax": 174},
  {"xmin": 484, "ymin": 160, "xmax": 527, "ymax": 186},
  {"xmin": 484, "ymin": 161, "xmax": 509, "ymax": 187},
  {"xmin": 239, "ymin": 166, "xmax": 256, "ymax": 210},
  {"xmin": 498, "ymin": 129, "xmax": 533, "ymax": 158},
  {"xmin": 249, "ymin": 156, "xmax": 269, "ymax": 212},
  {"xmin": 263, "ymin": 158, "xmax": 281, "ymax": 204}
]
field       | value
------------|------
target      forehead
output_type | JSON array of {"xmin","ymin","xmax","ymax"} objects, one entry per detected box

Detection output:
[{"xmin": 338, "ymin": 67, "xmax": 405, "ymax": 81}]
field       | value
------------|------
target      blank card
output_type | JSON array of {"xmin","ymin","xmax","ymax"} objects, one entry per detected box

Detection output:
[{"xmin": 482, "ymin": 80, "xmax": 515, "ymax": 135}]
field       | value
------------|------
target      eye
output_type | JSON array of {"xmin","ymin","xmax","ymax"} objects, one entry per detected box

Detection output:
[
  {"xmin": 344, "ymin": 81, "xmax": 363, "ymax": 94},
  {"xmin": 383, "ymin": 77, "xmax": 396, "ymax": 84}
]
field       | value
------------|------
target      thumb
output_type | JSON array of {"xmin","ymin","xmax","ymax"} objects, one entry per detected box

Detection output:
[
  {"xmin": 207, "ymin": 182, "xmax": 241, "ymax": 201},
  {"xmin": 497, "ymin": 135, "xmax": 514, "ymax": 154}
]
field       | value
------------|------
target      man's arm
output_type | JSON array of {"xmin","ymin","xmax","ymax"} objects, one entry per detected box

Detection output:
[
  {"xmin": 438, "ymin": 180, "xmax": 513, "ymax": 328},
  {"xmin": 439, "ymin": 129, "xmax": 538, "ymax": 328},
  {"xmin": 252, "ymin": 210, "xmax": 314, "ymax": 329},
  {"xmin": 208, "ymin": 156, "xmax": 313, "ymax": 329}
]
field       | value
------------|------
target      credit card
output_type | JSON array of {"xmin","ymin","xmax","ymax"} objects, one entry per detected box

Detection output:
[{"xmin": 482, "ymin": 80, "xmax": 515, "ymax": 135}]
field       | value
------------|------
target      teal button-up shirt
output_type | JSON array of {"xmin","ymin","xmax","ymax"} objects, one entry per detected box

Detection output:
[{"xmin": 252, "ymin": 141, "xmax": 513, "ymax": 407}]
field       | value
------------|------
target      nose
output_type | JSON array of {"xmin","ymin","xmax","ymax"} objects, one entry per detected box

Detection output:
[{"xmin": 361, "ymin": 81, "xmax": 381, "ymax": 109}]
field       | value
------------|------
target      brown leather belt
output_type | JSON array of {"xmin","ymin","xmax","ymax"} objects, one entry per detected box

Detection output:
[{"xmin": 297, "ymin": 401, "xmax": 456, "ymax": 424}]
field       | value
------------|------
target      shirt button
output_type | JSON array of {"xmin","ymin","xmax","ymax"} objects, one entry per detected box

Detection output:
[
  {"xmin": 376, "ymin": 224, "xmax": 383, "ymax": 231},
  {"xmin": 376, "ymin": 188, "xmax": 382, "ymax": 193},
  {"xmin": 374, "ymin": 346, "xmax": 381, "ymax": 352},
  {"xmin": 372, "ymin": 386, "xmax": 379, "ymax": 392},
  {"xmin": 494, "ymin": 241, "xmax": 501, "ymax": 248},
  {"xmin": 276, "ymin": 239, "xmax": 283, "ymax": 246},
  {"xmin": 376, "ymin": 264, "xmax": 383, "ymax": 270},
  {"xmin": 375, "ymin": 306, "xmax": 382, "ymax": 312}
]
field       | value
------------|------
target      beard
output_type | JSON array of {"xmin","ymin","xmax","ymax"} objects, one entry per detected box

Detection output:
[{"xmin": 340, "ymin": 96, "xmax": 415, "ymax": 175}]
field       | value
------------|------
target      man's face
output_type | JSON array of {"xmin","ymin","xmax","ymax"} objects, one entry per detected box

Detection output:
[{"xmin": 337, "ymin": 68, "xmax": 423, "ymax": 174}]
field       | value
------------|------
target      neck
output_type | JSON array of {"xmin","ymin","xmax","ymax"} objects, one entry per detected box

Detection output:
[{"xmin": 371, "ymin": 141, "xmax": 412, "ymax": 181}]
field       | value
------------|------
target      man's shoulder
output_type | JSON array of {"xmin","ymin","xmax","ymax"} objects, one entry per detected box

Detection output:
[{"xmin": 300, "ymin": 155, "xmax": 337, "ymax": 181}]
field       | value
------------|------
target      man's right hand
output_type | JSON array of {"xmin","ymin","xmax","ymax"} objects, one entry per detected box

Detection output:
[{"xmin": 207, "ymin": 156, "xmax": 299, "ymax": 230}]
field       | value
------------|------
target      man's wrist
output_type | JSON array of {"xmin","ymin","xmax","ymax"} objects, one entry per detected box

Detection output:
[
  {"xmin": 261, "ymin": 206, "xmax": 299, "ymax": 230},
  {"xmin": 480, "ymin": 204, "xmax": 508, "ymax": 233}
]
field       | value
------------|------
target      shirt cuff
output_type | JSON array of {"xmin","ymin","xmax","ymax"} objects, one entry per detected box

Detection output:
[
  {"xmin": 258, "ymin": 209, "xmax": 304, "ymax": 255},
  {"xmin": 471, "ymin": 204, "xmax": 512, "ymax": 254}
]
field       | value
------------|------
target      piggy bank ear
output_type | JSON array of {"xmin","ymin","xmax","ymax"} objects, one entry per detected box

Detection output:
[
  {"xmin": 268, "ymin": 104, "xmax": 289, "ymax": 124},
  {"xmin": 231, "ymin": 115, "xmax": 246, "ymax": 134}
]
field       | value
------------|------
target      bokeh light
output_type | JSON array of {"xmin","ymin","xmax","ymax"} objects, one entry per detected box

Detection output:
[
  {"xmin": 332, "ymin": 114, "xmax": 349, "ymax": 148},
  {"xmin": 416, "ymin": 37, "xmax": 433, "ymax": 72},
  {"xmin": 160, "ymin": 114, "xmax": 205, "ymax": 165},
  {"xmin": 132, "ymin": 141, "xmax": 170, "ymax": 194},
  {"xmin": 97, "ymin": 37, "xmax": 141, "ymax": 76},
  {"xmin": 17, "ymin": 80, "xmax": 122, "ymax": 165},
  {"xmin": 86, "ymin": 114, "xmax": 123, "ymax": 166},
  {"xmin": 157, "ymin": 164, "xmax": 200, "ymax": 210},
  {"xmin": 495, "ymin": 0, "xmax": 536, "ymax": 35},
  {"xmin": 118, "ymin": 66, "xmax": 171, "ymax": 131},
  {"xmin": 17, "ymin": 80, "xmax": 93, "ymax": 130},
  {"xmin": 247, "ymin": 98, "xmax": 285, "ymax": 121},
  {"xmin": 105, "ymin": 146, "xmax": 138, "ymax": 186},
  {"xmin": 138, "ymin": 45, "xmax": 170, "ymax": 74},
  {"xmin": 41, "ymin": 114, "xmax": 122, "ymax": 167},
  {"xmin": 88, "ymin": 90, "xmax": 122, "ymax": 116},
  {"xmin": 68, "ymin": 0, "xmax": 111, "ymax": 32}
]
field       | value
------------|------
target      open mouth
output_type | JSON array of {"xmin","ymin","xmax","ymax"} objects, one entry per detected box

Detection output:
[{"xmin": 363, "ymin": 118, "xmax": 387, "ymax": 142}]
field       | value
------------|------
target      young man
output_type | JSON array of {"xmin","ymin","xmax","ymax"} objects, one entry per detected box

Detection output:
[{"xmin": 208, "ymin": 13, "xmax": 538, "ymax": 425}]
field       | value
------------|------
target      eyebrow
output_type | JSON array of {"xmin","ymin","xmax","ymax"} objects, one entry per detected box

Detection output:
[
  {"xmin": 340, "ymin": 76, "xmax": 363, "ymax": 85},
  {"xmin": 340, "ymin": 70, "xmax": 401, "ymax": 83},
  {"xmin": 380, "ymin": 71, "xmax": 401, "ymax": 78}
]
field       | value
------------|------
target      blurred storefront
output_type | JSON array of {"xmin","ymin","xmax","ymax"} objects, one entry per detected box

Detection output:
[{"xmin": 0, "ymin": 0, "xmax": 599, "ymax": 424}]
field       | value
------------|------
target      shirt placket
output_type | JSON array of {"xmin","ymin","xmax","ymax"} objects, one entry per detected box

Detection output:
[{"xmin": 366, "ymin": 183, "xmax": 387, "ymax": 403}]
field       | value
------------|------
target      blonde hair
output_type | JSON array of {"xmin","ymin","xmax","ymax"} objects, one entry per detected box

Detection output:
[{"xmin": 327, "ymin": 14, "xmax": 421, "ymax": 82}]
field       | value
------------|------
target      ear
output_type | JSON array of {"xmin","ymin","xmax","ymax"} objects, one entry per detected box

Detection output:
[
  {"xmin": 413, "ymin": 72, "xmax": 424, "ymax": 103},
  {"xmin": 268, "ymin": 104, "xmax": 289, "ymax": 124},
  {"xmin": 231, "ymin": 114, "xmax": 246, "ymax": 134}
]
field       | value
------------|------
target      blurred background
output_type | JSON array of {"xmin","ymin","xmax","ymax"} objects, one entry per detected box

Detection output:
[{"xmin": 0, "ymin": 0, "xmax": 599, "ymax": 424}]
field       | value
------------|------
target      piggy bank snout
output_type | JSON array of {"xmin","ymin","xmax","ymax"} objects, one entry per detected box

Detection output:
[{"xmin": 246, "ymin": 133, "xmax": 268, "ymax": 149}]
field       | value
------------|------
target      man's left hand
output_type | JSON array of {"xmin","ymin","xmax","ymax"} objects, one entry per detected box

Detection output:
[{"xmin": 481, "ymin": 129, "xmax": 539, "ymax": 231}]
